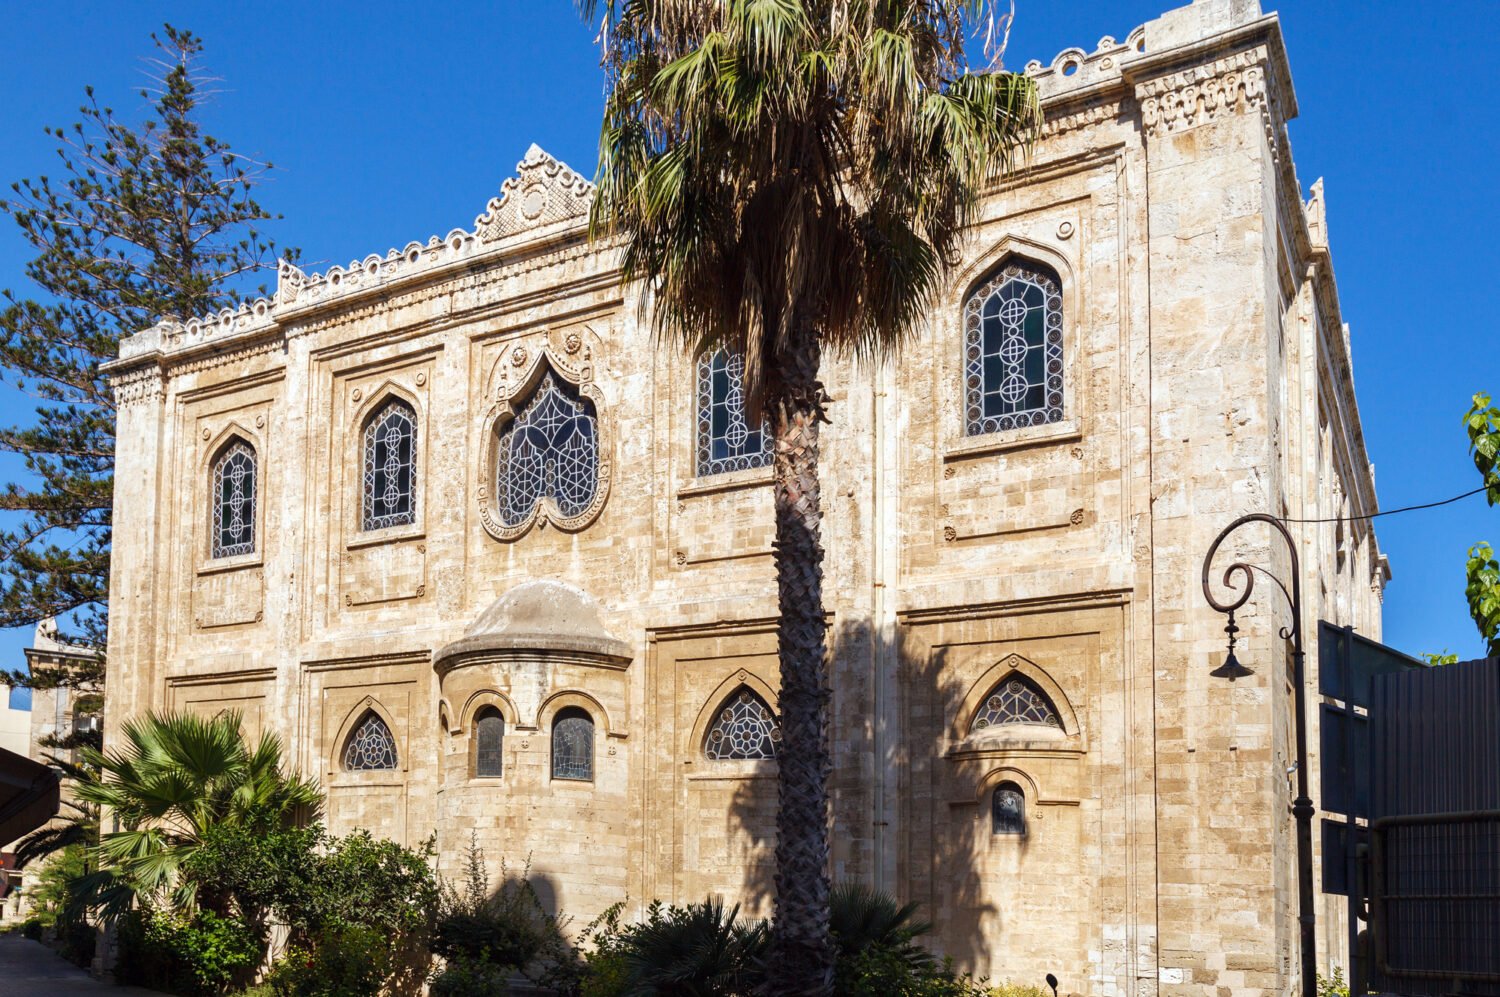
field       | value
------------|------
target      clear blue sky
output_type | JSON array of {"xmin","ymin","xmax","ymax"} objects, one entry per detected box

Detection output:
[{"xmin": 0, "ymin": 0, "xmax": 1496, "ymax": 696}]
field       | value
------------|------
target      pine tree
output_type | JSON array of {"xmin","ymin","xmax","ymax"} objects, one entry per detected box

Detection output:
[{"xmin": 0, "ymin": 25, "xmax": 294, "ymax": 690}]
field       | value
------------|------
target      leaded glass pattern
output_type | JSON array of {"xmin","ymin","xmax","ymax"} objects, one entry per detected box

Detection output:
[
  {"xmin": 474, "ymin": 708, "xmax": 504, "ymax": 779},
  {"xmin": 362, "ymin": 400, "xmax": 417, "ymax": 531},
  {"xmin": 696, "ymin": 350, "xmax": 770, "ymax": 476},
  {"xmin": 970, "ymin": 676, "xmax": 1061, "ymax": 732},
  {"xmin": 551, "ymin": 707, "xmax": 594, "ymax": 781},
  {"xmin": 704, "ymin": 688, "xmax": 781, "ymax": 761},
  {"xmin": 992, "ymin": 782, "xmax": 1027, "ymax": 835},
  {"xmin": 497, "ymin": 372, "xmax": 600, "ymax": 526},
  {"xmin": 211, "ymin": 440, "xmax": 256, "ymax": 558},
  {"xmin": 964, "ymin": 261, "xmax": 1064, "ymax": 435},
  {"xmin": 343, "ymin": 712, "xmax": 398, "ymax": 771}
]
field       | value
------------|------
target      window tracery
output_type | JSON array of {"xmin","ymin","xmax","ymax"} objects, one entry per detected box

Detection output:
[
  {"xmin": 970, "ymin": 675, "xmax": 1062, "ymax": 732},
  {"xmin": 697, "ymin": 350, "xmax": 770, "ymax": 476},
  {"xmin": 362, "ymin": 400, "xmax": 417, "ymax": 531},
  {"xmin": 964, "ymin": 260, "xmax": 1064, "ymax": 435},
  {"xmin": 551, "ymin": 706, "xmax": 594, "ymax": 781},
  {"xmin": 497, "ymin": 371, "xmax": 600, "ymax": 526},
  {"xmin": 704, "ymin": 687, "xmax": 780, "ymax": 761},
  {"xmin": 343, "ymin": 712, "xmax": 398, "ymax": 771},
  {"xmin": 211, "ymin": 440, "xmax": 256, "ymax": 558}
]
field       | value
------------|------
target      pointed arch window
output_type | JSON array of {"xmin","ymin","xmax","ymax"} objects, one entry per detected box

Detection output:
[
  {"xmin": 697, "ymin": 350, "xmax": 770, "ymax": 476},
  {"xmin": 474, "ymin": 707, "xmax": 505, "ymax": 779},
  {"xmin": 343, "ymin": 711, "xmax": 398, "ymax": 771},
  {"xmin": 211, "ymin": 439, "xmax": 257, "ymax": 558},
  {"xmin": 362, "ymin": 399, "xmax": 418, "ymax": 531},
  {"xmin": 964, "ymin": 260, "xmax": 1064, "ymax": 436},
  {"xmin": 551, "ymin": 707, "xmax": 594, "ymax": 781},
  {"xmin": 992, "ymin": 781, "xmax": 1027, "ymax": 835},
  {"xmin": 704, "ymin": 687, "xmax": 780, "ymax": 761},
  {"xmin": 497, "ymin": 371, "xmax": 600, "ymax": 527},
  {"xmin": 970, "ymin": 675, "xmax": 1062, "ymax": 732}
]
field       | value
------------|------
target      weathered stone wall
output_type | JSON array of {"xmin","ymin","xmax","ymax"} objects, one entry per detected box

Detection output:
[{"xmin": 101, "ymin": 2, "xmax": 1387, "ymax": 995}]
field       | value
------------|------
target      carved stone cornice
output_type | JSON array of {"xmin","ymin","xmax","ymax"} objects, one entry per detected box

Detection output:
[
  {"xmin": 1134, "ymin": 46, "xmax": 1276, "ymax": 137},
  {"xmin": 110, "ymin": 364, "xmax": 165, "ymax": 409}
]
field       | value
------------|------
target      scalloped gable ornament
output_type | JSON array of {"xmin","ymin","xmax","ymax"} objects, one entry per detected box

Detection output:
[{"xmin": 476, "ymin": 143, "xmax": 595, "ymax": 243}]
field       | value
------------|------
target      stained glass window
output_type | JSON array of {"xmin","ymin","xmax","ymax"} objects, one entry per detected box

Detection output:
[
  {"xmin": 363, "ymin": 400, "xmax": 417, "ymax": 531},
  {"xmin": 497, "ymin": 371, "xmax": 599, "ymax": 526},
  {"xmin": 343, "ymin": 712, "xmax": 398, "ymax": 771},
  {"xmin": 964, "ymin": 261, "xmax": 1064, "ymax": 436},
  {"xmin": 551, "ymin": 707, "xmax": 594, "ymax": 781},
  {"xmin": 992, "ymin": 782, "xmax": 1027, "ymax": 835},
  {"xmin": 697, "ymin": 350, "xmax": 770, "ymax": 476},
  {"xmin": 474, "ymin": 707, "xmax": 504, "ymax": 779},
  {"xmin": 970, "ymin": 676, "xmax": 1061, "ymax": 732},
  {"xmin": 211, "ymin": 440, "xmax": 256, "ymax": 558},
  {"xmin": 704, "ymin": 687, "xmax": 780, "ymax": 760}
]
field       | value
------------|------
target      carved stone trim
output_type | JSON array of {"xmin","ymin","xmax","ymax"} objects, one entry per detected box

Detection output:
[
  {"xmin": 1135, "ymin": 47, "xmax": 1280, "ymax": 140},
  {"xmin": 476, "ymin": 144, "xmax": 594, "ymax": 243},
  {"xmin": 477, "ymin": 329, "xmax": 612, "ymax": 542},
  {"xmin": 111, "ymin": 366, "xmax": 165, "ymax": 409}
]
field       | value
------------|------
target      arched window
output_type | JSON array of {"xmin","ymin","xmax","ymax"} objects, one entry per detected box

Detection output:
[
  {"xmin": 551, "ymin": 706, "xmax": 594, "ymax": 781},
  {"xmin": 474, "ymin": 707, "xmax": 505, "ymax": 779},
  {"xmin": 362, "ymin": 399, "xmax": 418, "ymax": 531},
  {"xmin": 211, "ymin": 439, "xmax": 257, "ymax": 558},
  {"xmin": 992, "ymin": 781, "xmax": 1027, "ymax": 835},
  {"xmin": 964, "ymin": 260, "xmax": 1064, "ymax": 436},
  {"xmin": 697, "ymin": 350, "xmax": 770, "ymax": 476},
  {"xmin": 970, "ymin": 675, "xmax": 1062, "ymax": 732},
  {"xmin": 704, "ymin": 687, "xmax": 780, "ymax": 760},
  {"xmin": 343, "ymin": 711, "xmax": 398, "ymax": 771},
  {"xmin": 497, "ymin": 371, "xmax": 599, "ymax": 526}
]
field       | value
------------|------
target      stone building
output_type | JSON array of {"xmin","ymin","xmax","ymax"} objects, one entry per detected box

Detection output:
[{"xmin": 101, "ymin": 1, "xmax": 1388, "ymax": 993}]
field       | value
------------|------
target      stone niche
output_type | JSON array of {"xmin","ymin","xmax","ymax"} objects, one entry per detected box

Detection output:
[{"xmin": 432, "ymin": 581, "xmax": 634, "ymax": 916}]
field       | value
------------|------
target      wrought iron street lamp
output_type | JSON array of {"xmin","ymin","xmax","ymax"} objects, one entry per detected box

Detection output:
[{"xmin": 1201, "ymin": 513, "xmax": 1316, "ymax": 997}]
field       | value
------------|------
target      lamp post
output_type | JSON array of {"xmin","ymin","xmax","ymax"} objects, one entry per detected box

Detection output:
[{"xmin": 1201, "ymin": 513, "xmax": 1316, "ymax": 997}]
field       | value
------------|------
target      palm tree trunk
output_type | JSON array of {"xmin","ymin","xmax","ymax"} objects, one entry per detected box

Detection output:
[{"xmin": 765, "ymin": 331, "xmax": 834, "ymax": 996}]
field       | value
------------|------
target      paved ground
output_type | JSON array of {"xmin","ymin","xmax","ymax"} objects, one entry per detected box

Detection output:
[{"xmin": 0, "ymin": 935, "xmax": 164, "ymax": 995}]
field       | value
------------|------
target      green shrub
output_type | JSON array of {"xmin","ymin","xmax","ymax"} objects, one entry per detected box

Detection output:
[
  {"xmin": 1318, "ymin": 969, "xmax": 1351, "ymax": 997},
  {"xmin": 429, "ymin": 954, "xmax": 510, "ymax": 997},
  {"xmin": 840, "ymin": 947, "xmax": 991, "ymax": 997},
  {"xmin": 116, "ymin": 906, "xmax": 261, "ymax": 996},
  {"xmin": 433, "ymin": 837, "xmax": 565, "ymax": 975},
  {"xmin": 266, "ymin": 924, "xmax": 391, "ymax": 997}
]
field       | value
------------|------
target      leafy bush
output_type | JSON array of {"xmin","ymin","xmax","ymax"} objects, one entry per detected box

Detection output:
[
  {"xmin": 1318, "ymin": 969, "xmax": 1351, "ymax": 997},
  {"xmin": 428, "ymin": 954, "xmax": 511, "ymax": 997},
  {"xmin": 988, "ymin": 983, "xmax": 1051, "ymax": 997},
  {"xmin": 116, "ymin": 906, "xmax": 261, "ymax": 996},
  {"xmin": 22, "ymin": 844, "xmax": 95, "ymax": 967},
  {"xmin": 266, "ymin": 924, "xmax": 391, "ymax": 997},
  {"xmin": 186, "ymin": 821, "xmax": 439, "ymax": 995},
  {"xmin": 433, "ymin": 836, "xmax": 566, "ymax": 975}
]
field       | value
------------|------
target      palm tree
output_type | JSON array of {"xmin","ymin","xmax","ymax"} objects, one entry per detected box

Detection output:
[
  {"xmin": 575, "ymin": 1, "xmax": 1039, "ymax": 991},
  {"xmin": 72, "ymin": 709, "xmax": 321, "ymax": 917}
]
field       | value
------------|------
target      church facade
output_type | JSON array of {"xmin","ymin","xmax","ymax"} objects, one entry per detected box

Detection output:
[{"xmin": 102, "ymin": 1, "xmax": 1388, "ymax": 994}]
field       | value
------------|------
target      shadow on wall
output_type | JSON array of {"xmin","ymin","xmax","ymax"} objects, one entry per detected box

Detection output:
[{"xmin": 720, "ymin": 618, "xmax": 1006, "ymax": 969}]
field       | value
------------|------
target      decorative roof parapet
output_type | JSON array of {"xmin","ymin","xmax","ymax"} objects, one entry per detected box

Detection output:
[
  {"xmin": 1024, "ymin": 27, "xmax": 1149, "ymax": 103},
  {"xmin": 112, "ymin": 145, "xmax": 596, "ymax": 363}
]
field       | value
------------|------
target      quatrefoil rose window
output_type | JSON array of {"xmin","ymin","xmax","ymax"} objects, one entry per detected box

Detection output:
[{"xmin": 481, "ymin": 356, "xmax": 611, "ymax": 541}]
